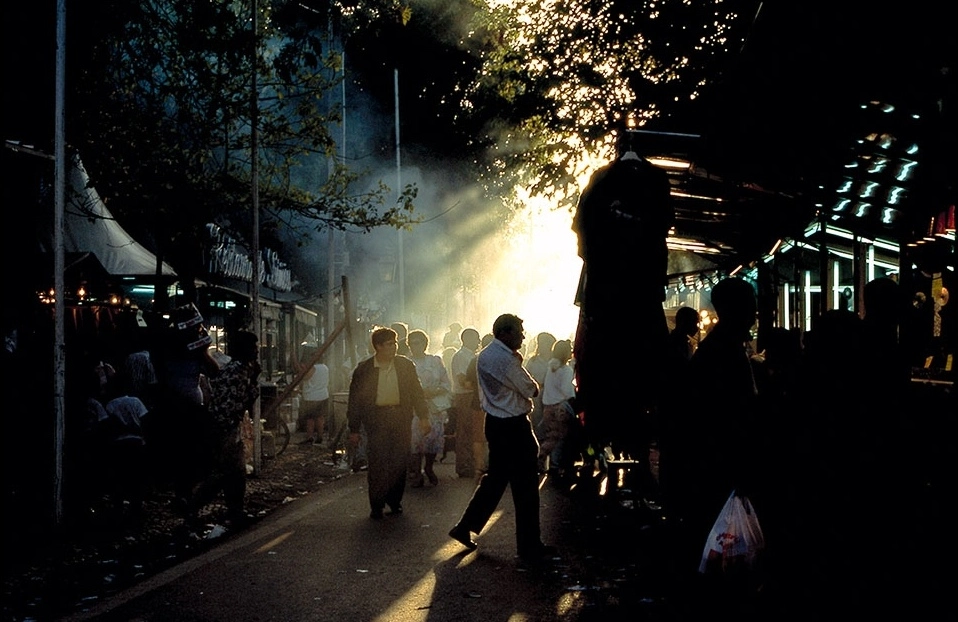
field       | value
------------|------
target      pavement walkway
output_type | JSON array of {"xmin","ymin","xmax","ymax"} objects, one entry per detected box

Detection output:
[
  {"xmin": 9, "ymin": 415, "xmax": 954, "ymax": 622},
  {"xmin": 53, "ymin": 456, "xmax": 708, "ymax": 622}
]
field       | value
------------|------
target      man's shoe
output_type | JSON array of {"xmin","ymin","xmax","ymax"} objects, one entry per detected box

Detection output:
[
  {"xmin": 448, "ymin": 525, "xmax": 478, "ymax": 551},
  {"xmin": 387, "ymin": 504, "xmax": 403, "ymax": 515},
  {"xmin": 370, "ymin": 508, "xmax": 384, "ymax": 519}
]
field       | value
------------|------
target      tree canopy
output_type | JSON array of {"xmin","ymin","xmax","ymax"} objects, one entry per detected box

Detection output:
[
  {"xmin": 66, "ymin": 0, "xmax": 420, "ymax": 291},
  {"xmin": 454, "ymin": 0, "xmax": 759, "ymax": 210},
  {"xmin": 10, "ymin": 0, "xmax": 764, "ymax": 294}
]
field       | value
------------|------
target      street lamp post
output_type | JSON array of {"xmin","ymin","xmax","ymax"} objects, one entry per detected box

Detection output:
[{"xmin": 394, "ymin": 68, "xmax": 405, "ymax": 319}]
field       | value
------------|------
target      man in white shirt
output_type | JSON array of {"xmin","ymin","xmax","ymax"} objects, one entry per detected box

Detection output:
[
  {"xmin": 448, "ymin": 314, "xmax": 555, "ymax": 566},
  {"xmin": 297, "ymin": 344, "xmax": 330, "ymax": 446}
]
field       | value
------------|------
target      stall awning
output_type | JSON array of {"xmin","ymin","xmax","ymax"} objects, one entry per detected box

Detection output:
[{"xmin": 55, "ymin": 156, "xmax": 177, "ymax": 277}]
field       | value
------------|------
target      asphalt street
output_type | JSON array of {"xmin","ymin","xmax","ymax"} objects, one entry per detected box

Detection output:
[
  {"xmin": 52, "ymin": 436, "xmax": 957, "ymax": 622},
  {"xmin": 58, "ymin": 458, "xmax": 652, "ymax": 622}
]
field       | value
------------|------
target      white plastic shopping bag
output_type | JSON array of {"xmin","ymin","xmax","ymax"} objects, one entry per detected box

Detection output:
[{"xmin": 699, "ymin": 489, "xmax": 766, "ymax": 576}]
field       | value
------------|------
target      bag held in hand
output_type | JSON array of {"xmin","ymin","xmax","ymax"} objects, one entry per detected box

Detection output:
[{"xmin": 699, "ymin": 489, "xmax": 766, "ymax": 580}]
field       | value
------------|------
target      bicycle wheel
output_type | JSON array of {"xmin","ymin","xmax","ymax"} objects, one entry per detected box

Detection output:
[{"xmin": 273, "ymin": 418, "xmax": 290, "ymax": 456}]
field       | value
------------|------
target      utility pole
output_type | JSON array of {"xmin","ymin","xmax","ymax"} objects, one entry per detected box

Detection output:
[
  {"xmin": 53, "ymin": 0, "xmax": 67, "ymax": 529},
  {"xmin": 394, "ymin": 68, "xmax": 405, "ymax": 319},
  {"xmin": 250, "ymin": 0, "xmax": 263, "ymax": 474},
  {"xmin": 326, "ymin": 14, "xmax": 340, "ymax": 388}
]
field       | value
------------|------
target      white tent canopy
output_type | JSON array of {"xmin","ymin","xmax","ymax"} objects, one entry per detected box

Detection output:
[{"xmin": 38, "ymin": 155, "xmax": 176, "ymax": 277}]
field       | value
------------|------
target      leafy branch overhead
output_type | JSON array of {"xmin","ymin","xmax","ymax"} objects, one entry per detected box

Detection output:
[
  {"xmin": 63, "ymin": 0, "xmax": 757, "ymax": 286},
  {"xmin": 68, "ymin": 0, "xmax": 421, "ymax": 281},
  {"xmin": 454, "ymin": 0, "xmax": 756, "ymax": 210}
]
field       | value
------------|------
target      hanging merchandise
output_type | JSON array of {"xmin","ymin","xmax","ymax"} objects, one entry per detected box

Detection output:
[{"xmin": 171, "ymin": 303, "xmax": 212, "ymax": 352}]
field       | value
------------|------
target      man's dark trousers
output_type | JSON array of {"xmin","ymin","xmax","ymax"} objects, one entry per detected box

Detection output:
[{"xmin": 457, "ymin": 413, "xmax": 541, "ymax": 555}]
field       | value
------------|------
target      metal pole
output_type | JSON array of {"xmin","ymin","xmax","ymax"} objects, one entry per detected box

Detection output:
[
  {"xmin": 394, "ymin": 68, "xmax": 405, "ymax": 319},
  {"xmin": 819, "ymin": 216, "xmax": 830, "ymax": 320},
  {"xmin": 854, "ymin": 235, "xmax": 867, "ymax": 318},
  {"xmin": 250, "ymin": 0, "xmax": 263, "ymax": 474},
  {"xmin": 53, "ymin": 0, "xmax": 67, "ymax": 529},
  {"xmin": 327, "ymin": 16, "xmax": 338, "ymax": 388}
]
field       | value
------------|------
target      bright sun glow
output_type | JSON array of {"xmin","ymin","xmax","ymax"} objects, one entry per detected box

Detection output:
[
  {"xmin": 480, "ymin": 198, "xmax": 583, "ymax": 344},
  {"xmin": 359, "ymin": 157, "xmax": 610, "ymax": 351},
  {"xmin": 433, "ymin": 159, "xmax": 610, "ymax": 347}
]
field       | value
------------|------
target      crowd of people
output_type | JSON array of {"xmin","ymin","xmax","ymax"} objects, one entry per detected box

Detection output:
[
  {"xmin": 48, "ymin": 268, "xmax": 944, "ymax": 605},
  {"xmin": 46, "ymin": 134, "xmax": 947, "ymax": 606},
  {"xmin": 1, "ymin": 125, "xmax": 942, "ymax": 622},
  {"xmin": 343, "ymin": 284, "xmax": 935, "ymax": 590},
  {"xmin": 556, "ymin": 135, "xmax": 948, "ymax": 615},
  {"xmin": 33, "ymin": 255, "xmax": 945, "ymax": 622},
  {"xmin": 65, "ymin": 304, "xmax": 262, "ymax": 531},
  {"xmin": 59, "ymin": 297, "xmax": 585, "ymax": 548}
]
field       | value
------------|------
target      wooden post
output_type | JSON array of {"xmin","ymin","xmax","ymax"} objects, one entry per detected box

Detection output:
[{"xmin": 260, "ymin": 321, "xmax": 344, "ymax": 424}]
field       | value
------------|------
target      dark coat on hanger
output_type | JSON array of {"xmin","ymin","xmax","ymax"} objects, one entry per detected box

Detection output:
[{"xmin": 572, "ymin": 154, "xmax": 674, "ymax": 314}]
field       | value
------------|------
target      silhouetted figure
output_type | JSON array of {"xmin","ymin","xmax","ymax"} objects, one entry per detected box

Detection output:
[
  {"xmin": 536, "ymin": 339, "xmax": 580, "ymax": 481},
  {"xmin": 451, "ymin": 328, "xmax": 482, "ymax": 477},
  {"xmin": 442, "ymin": 322, "xmax": 463, "ymax": 350},
  {"xmin": 666, "ymin": 306, "xmax": 700, "ymax": 368},
  {"xmin": 462, "ymin": 332, "xmax": 495, "ymax": 474},
  {"xmin": 861, "ymin": 277, "xmax": 911, "ymax": 402},
  {"xmin": 572, "ymin": 131, "xmax": 674, "ymax": 463},
  {"xmin": 854, "ymin": 277, "xmax": 915, "ymax": 611},
  {"xmin": 784, "ymin": 309, "xmax": 865, "ymax": 609},
  {"xmin": 797, "ymin": 308, "xmax": 866, "ymax": 461},
  {"xmin": 406, "ymin": 329, "xmax": 451, "ymax": 487},
  {"xmin": 347, "ymin": 326, "xmax": 429, "ymax": 519},
  {"xmin": 189, "ymin": 330, "xmax": 261, "ymax": 528},
  {"xmin": 660, "ymin": 306, "xmax": 700, "ymax": 431},
  {"xmin": 390, "ymin": 321, "xmax": 411, "ymax": 357},
  {"xmin": 857, "ymin": 279, "xmax": 911, "ymax": 508},
  {"xmin": 664, "ymin": 277, "xmax": 763, "ymax": 576},
  {"xmin": 751, "ymin": 326, "xmax": 802, "ymax": 402},
  {"xmin": 523, "ymin": 331, "xmax": 556, "ymax": 437},
  {"xmin": 440, "ymin": 345, "xmax": 458, "ymax": 462},
  {"xmin": 152, "ymin": 304, "xmax": 219, "ymax": 504}
]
